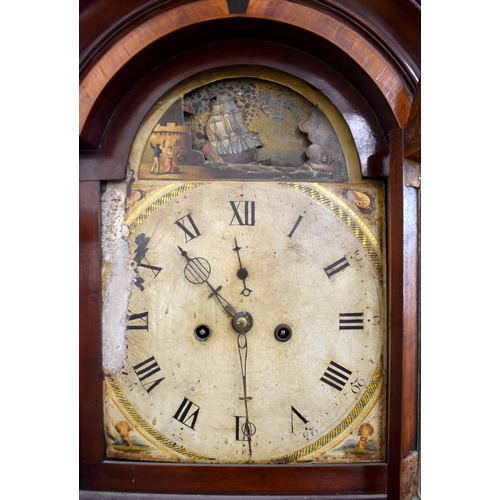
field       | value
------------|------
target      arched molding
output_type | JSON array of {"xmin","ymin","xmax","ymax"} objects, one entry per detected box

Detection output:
[{"xmin": 79, "ymin": 0, "xmax": 416, "ymax": 137}]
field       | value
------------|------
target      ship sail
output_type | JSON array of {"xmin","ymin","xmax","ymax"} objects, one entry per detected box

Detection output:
[{"xmin": 205, "ymin": 92, "xmax": 262, "ymax": 162}]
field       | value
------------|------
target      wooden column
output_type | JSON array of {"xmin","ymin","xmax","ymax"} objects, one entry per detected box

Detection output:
[
  {"xmin": 387, "ymin": 81, "xmax": 420, "ymax": 500},
  {"xmin": 80, "ymin": 181, "xmax": 104, "ymax": 464}
]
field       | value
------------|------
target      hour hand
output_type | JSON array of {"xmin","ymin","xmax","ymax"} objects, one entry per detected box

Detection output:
[
  {"xmin": 233, "ymin": 238, "xmax": 252, "ymax": 296},
  {"xmin": 178, "ymin": 246, "xmax": 253, "ymax": 333}
]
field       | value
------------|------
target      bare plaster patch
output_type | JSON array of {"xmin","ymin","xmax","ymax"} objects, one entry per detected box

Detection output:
[{"xmin": 101, "ymin": 167, "xmax": 136, "ymax": 375}]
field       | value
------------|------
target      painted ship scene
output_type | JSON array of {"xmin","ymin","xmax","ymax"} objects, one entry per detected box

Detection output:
[
  {"xmin": 201, "ymin": 90, "xmax": 263, "ymax": 164},
  {"xmin": 138, "ymin": 79, "xmax": 348, "ymax": 182}
]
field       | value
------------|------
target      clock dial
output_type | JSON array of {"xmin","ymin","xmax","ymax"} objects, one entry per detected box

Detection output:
[{"xmin": 105, "ymin": 181, "xmax": 386, "ymax": 464}]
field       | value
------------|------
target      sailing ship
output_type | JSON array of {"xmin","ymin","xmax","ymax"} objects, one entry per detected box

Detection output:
[{"xmin": 201, "ymin": 90, "xmax": 263, "ymax": 164}]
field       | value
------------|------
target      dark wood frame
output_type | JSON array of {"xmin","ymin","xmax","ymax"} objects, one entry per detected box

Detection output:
[{"xmin": 80, "ymin": 1, "xmax": 420, "ymax": 498}]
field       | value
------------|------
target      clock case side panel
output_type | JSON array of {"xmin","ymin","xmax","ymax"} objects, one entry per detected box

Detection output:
[
  {"xmin": 80, "ymin": 180, "xmax": 105, "ymax": 464},
  {"xmin": 386, "ymin": 128, "xmax": 420, "ymax": 500}
]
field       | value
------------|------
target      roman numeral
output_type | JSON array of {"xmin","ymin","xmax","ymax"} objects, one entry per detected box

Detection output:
[
  {"xmin": 339, "ymin": 312, "xmax": 364, "ymax": 330},
  {"xmin": 136, "ymin": 262, "xmax": 162, "ymax": 277},
  {"xmin": 291, "ymin": 406, "xmax": 309, "ymax": 433},
  {"xmin": 229, "ymin": 201, "xmax": 255, "ymax": 226},
  {"xmin": 174, "ymin": 213, "xmax": 201, "ymax": 242},
  {"xmin": 173, "ymin": 397, "xmax": 200, "ymax": 429},
  {"xmin": 133, "ymin": 356, "xmax": 165, "ymax": 393},
  {"xmin": 126, "ymin": 311, "xmax": 149, "ymax": 330},
  {"xmin": 234, "ymin": 416, "xmax": 256, "ymax": 441},
  {"xmin": 287, "ymin": 215, "xmax": 303, "ymax": 238},
  {"xmin": 324, "ymin": 256, "xmax": 350, "ymax": 278},
  {"xmin": 320, "ymin": 361, "xmax": 352, "ymax": 391},
  {"xmin": 235, "ymin": 415, "xmax": 248, "ymax": 441}
]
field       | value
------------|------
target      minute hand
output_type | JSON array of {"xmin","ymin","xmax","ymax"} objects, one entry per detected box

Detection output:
[{"xmin": 237, "ymin": 331, "xmax": 254, "ymax": 458}]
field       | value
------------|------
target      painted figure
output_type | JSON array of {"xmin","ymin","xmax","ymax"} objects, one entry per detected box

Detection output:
[
  {"xmin": 356, "ymin": 422, "xmax": 375, "ymax": 450},
  {"xmin": 162, "ymin": 145, "xmax": 174, "ymax": 172},
  {"xmin": 150, "ymin": 143, "xmax": 163, "ymax": 173},
  {"xmin": 115, "ymin": 420, "xmax": 133, "ymax": 446}
]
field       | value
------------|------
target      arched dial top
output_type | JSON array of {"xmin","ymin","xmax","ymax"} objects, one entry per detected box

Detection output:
[{"xmin": 105, "ymin": 181, "xmax": 386, "ymax": 464}]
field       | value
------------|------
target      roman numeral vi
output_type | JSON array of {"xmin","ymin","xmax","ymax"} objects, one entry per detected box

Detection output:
[{"xmin": 173, "ymin": 397, "xmax": 200, "ymax": 429}]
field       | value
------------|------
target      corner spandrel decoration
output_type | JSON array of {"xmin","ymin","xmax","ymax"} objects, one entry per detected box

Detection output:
[{"xmin": 138, "ymin": 79, "xmax": 348, "ymax": 181}]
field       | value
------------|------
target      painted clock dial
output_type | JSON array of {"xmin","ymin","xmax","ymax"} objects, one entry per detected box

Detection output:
[{"xmin": 104, "ymin": 180, "xmax": 386, "ymax": 464}]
